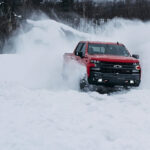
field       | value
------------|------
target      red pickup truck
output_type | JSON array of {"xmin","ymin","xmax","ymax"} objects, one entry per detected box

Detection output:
[{"xmin": 64, "ymin": 41, "xmax": 141, "ymax": 90}]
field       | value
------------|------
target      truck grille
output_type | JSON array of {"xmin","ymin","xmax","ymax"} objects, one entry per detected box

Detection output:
[
  {"xmin": 100, "ymin": 61, "xmax": 134, "ymax": 68},
  {"xmin": 92, "ymin": 61, "xmax": 138, "ymax": 74}
]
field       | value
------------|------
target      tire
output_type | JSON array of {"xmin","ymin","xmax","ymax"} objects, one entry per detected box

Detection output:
[
  {"xmin": 134, "ymin": 82, "xmax": 140, "ymax": 87},
  {"xmin": 80, "ymin": 78, "xmax": 89, "ymax": 92},
  {"xmin": 97, "ymin": 86, "xmax": 111, "ymax": 94}
]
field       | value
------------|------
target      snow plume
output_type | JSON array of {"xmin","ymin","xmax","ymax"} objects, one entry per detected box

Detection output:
[
  {"xmin": 2, "ymin": 18, "xmax": 150, "ymax": 89},
  {"xmin": 1, "ymin": 19, "xmax": 88, "ymax": 89}
]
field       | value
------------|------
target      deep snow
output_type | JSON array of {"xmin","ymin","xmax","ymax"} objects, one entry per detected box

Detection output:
[{"xmin": 0, "ymin": 18, "xmax": 150, "ymax": 150}]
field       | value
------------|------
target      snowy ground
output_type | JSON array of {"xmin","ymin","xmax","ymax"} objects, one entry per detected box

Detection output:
[{"xmin": 0, "ymin": 18, "xmax": 150, "ymax": 150}]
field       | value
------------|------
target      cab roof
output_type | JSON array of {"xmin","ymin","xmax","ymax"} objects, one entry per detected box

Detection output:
[{"xmin": 80, "ymin": 41, "xmax": 124, "ymax": 46}]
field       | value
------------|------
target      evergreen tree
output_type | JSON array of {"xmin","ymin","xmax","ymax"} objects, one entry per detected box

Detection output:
[{"xmin": 61, "ymin": 0, "xmax": 74, "ymax": 12}]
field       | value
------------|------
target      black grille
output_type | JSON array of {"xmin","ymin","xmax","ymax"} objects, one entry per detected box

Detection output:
[
  {"xmin": 100, "ymin": 61, "xmax": 134, "ymax": 69},
  {"xmin": 100, "ymin": 68, "xmax": 132, "ymax": 74},
  {"xmin": 92, "ymin": 61, "xmax": 138, "ymax": 74}
]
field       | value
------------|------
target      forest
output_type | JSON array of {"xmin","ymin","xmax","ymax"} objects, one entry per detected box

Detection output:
[{"xmin": 0, "ymin": 0, "xmax": 150, "ymax": 50}]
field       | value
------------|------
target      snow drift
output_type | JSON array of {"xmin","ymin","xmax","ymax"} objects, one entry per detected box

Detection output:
[{"xmin": 0, "ymin": 18, "xmax": 150, "ymax": 150}]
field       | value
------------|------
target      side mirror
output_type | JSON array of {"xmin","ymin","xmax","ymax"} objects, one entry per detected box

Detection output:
[
  {"xmin": 132, "ymin": 54, "xmax": 139, "ymax": 59},
  {"xmin": 78, "ymin": 51, "xmax": 84, "ymax": 58}
]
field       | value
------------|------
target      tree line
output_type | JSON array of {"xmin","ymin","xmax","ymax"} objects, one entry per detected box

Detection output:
[
  {"xmin": 0, "ymin": 0, "xmax": 150, "ymax": 51},
  {"xmin": 41, "ymin": 0, "xmax": 150, "ymax": 21}
]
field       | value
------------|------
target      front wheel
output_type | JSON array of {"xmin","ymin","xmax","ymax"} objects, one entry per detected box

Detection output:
[{"xmin": 80, "ymin": 78, "xmax": 89, "ymax": 91}]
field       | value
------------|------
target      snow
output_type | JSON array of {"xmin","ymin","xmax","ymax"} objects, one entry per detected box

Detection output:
[
  {"xmin": 13, "ymin": 13, "xmax": 22, "ymax": 18},
  {"xmin": 1, "ymin": 18, "xmax": 150, "ymax": 150}
]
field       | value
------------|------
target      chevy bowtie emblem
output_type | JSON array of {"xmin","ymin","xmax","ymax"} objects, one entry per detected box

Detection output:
[{"xmin": 114, "ymin": 65, "xmax": 122, "ymax": 68}]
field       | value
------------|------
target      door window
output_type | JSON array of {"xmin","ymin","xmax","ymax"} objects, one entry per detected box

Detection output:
[
  {"xmin": 75, "ymin": 43, "xmax": 84, "ymax": 56},
  {"xmin": 80, "ymin": 43, "xmax": 86, "ymax": 57}
]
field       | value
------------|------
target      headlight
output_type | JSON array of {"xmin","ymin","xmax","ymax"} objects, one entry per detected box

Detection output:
[
  {"xmin": 135, "ymin": 65, "xmax": 141, "ymax": 70},
  {"xmin": 90, "ymin": 60, "xmax": 100, "ymax": 64},
  {"xmin": 133, "ymin": 62, "xmax": 139, "ymax": 65},
  {"xmin": 133, "ymin": 63, "xmax": 140, "ymax": 70},
  {"xmin": 91, "ymin": 67, "xmax": 101, "ymax": 71}
]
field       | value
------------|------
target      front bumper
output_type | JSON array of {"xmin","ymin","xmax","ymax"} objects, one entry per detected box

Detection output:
[{"xmin": 88, "ymin": 72, "xmax": 141, "ymax": 86}]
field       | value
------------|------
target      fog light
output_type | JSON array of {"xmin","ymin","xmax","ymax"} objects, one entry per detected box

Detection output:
[
  {"xmin": 98, "ymin": 79, "xmax": 103, "ymax": 83},
  {"xmin": 130, "ymin": 80, "xmax": 134, "ymax": 84}
]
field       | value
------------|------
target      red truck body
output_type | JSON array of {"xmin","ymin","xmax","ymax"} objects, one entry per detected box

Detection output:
[{"xmin": 64, "ymin": 41, "xmax": 141, "ymax": 88}]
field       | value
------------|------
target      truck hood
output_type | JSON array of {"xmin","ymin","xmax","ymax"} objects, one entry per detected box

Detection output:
[{"xmin": 89, "ymin": 55, "xmax": 139, "ymax": 63}]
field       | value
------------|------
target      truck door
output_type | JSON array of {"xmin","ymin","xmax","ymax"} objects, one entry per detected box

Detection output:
[
  {"xmin": 74, "ymin": 43, "xmax": 84, "ymax": 57},
  {"xmin": 79, "ymin": 43, "xmax": 88, "ymax": 64},
  {"xmin": 74, "ymin": 42, "xmax": 88, "ymax": 66}
]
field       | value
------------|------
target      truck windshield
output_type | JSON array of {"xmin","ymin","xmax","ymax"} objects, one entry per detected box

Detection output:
[{"xmin": 88, "ymin": 44, "xmax": 130, "ymax": 57}]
